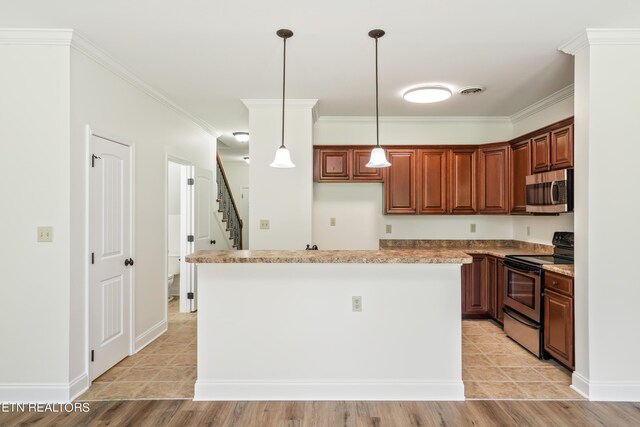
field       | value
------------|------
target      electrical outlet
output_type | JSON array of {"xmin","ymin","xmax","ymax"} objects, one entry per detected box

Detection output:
[
  {"xmin": 527, "ymin": 226, "xmax": 531, "ymax": 236},
  {"xmin": 385, "ymin": 224, "xmax": 392, "ymax": 234},
  {"xmin": 259, "ymin": 219, "xmax": 270, "ymax": 230},
  {"xmin": 352, "ymin": 296, "xmax": 362, "ymax": 312},
  {"xmin": 37, "ymin": 226, "xmax": 53, "ymax": 242},
  {"xmin": 470, "ymin": 224, "xmax": 476, "ymax": 233},
  {"xmin": 330, "ymin": 217, "xmax": 336, "ymax": 226}
]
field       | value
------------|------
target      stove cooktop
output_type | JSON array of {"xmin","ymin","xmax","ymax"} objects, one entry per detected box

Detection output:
[{"xmin": 506, "ymin": 254, "xmax": 574, "ymax": 266}]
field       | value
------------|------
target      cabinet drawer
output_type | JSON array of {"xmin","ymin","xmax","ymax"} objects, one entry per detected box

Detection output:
[{"xmin": 544, "ymin": 271, "xmax": 573, "ymax": 296}]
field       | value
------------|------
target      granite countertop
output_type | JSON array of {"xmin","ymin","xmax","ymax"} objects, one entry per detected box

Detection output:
[
  {"xmin": 543, "ymin": 264, "xmax": 575, "ymax": 277},
  {"xmin": 379, "ymin": 239, "xmax": 554, "ymax": 259},
  {"xmin": 186, "ymin": 249, "xmax": 473, "ymax": 264}
]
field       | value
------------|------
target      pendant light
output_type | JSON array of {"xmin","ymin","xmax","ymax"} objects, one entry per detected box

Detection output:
[
  {"xmin": 366, "ymin": 29, "xmax": 391, "ymax": 168},
  {"xmin": 270, "ymin": 29, "xmax": 295, "ymax": 168}
]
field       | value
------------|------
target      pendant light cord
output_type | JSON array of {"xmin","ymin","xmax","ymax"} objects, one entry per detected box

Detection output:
[
  {"xmin": 374, "ymin": 36, "xmax": 380, "ymax": 148},
  {"xmin": 281, "ymin": 36, "xmax": 287, "ymax": 149}
]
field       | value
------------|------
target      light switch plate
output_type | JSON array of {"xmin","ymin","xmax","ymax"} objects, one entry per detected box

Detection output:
[
  {"xmin": 330, "ymin": 217, "xmax": 336, "ymax": 226},
  {"xmin": 385, "ymin": 224, "xmax": 392, "ymax": 234},
  {"xmin": 37, "ymin": 226, "xmax": 53, "ymax": 242},
  {"xmin": 259, "ymin": 220, "xmax": 270, "ymax": 230},
  {"xmin": 470, "ymin": 224, "xmax": 476, "ymax": 233}
]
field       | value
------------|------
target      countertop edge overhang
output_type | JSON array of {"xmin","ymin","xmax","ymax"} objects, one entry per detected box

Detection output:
[{"xmin": 186, "ymin": 249, "xmax": 473, "ymax": 264}]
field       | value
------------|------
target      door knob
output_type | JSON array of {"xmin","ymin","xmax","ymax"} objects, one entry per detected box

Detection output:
[{"xmin": 124, "ymin": 258, "xmax": 134, "ymax": 266}]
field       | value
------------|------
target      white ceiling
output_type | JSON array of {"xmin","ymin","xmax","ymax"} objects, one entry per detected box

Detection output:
[{"xmin": 3, "ymin": 0, "xmax": 640, "ymax": 140}]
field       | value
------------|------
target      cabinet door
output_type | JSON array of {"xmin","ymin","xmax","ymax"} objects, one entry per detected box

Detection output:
[
  {"xmin": 462, "ymin": 255, "xmax": 487, "ymax": 316},
  {"xmin": 449, "ymin": 149, "xmax": 477, "ymax": 214},
  {"xmin": 551, "ymin": 125, "xmax": 574, "ymax": 170},
  {"xmin": 384, "ymin": 149, "xmax": 417, "ymax": 214},
  {"xmin": 479, "ymin": 145, "xmax": 509, "ymax": 214},
  {"xmin": 314, "ymin": 149, "xmax": 350, "ymax": 182},
  {"xmin": 544, "ymin": 290, "xmax": 574, "ymax": 369},
  {"xmin": 486, "ymin": 256, "xmax": 497, "ymax": 319},
  {"xmin": 496, "ymin": 259, "xmax": 505, "ymax": 324},
  {"xmin": 531, "ymin": 133, "xmax": 551, "ymax": 173},
  {"xmin": 352, "ymin": 149, "xmax": 383, "ymax": 182},
  {"xmin": 418, "ymin": 148, "xmax": 448, "ymax": 214},
  {"xmin": 510, "ymin": 140, "xmax": 531, "ymax": 214}
]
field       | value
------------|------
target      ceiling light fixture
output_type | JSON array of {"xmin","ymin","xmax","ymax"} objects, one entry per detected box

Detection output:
[
  {"xmin": 270, "ymin": 29, "xmax": 295, "ymax": 169},
  {"xmin": 366, "ymin": 29, "xmax": 391, "ymax": 169},
  {"xmin": 233, "ymin": 132, "xmax": 250, "ymax": 143},
  {"xmin": 403, "ymin": 86, "xmax": 452, "ymax": 103}
]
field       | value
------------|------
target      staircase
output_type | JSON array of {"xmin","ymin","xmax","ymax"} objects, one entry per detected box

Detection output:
[{"xmin": 216, "ymin": 154, "xmax": 243, "ymax": 249}]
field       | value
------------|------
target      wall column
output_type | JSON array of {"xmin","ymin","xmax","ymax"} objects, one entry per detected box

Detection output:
[
  {"xmin": 243, "ymin": 99, "xmax": 318, "ymax": 250},
  {"xmin": 561, "ymin": 29, "xmax": 640, "ymax": 401}
]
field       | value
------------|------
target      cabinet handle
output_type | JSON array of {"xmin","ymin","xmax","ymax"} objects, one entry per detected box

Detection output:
[{"xmin": 553, "ymin": 280, "xmax": 559, "ymax": 285}]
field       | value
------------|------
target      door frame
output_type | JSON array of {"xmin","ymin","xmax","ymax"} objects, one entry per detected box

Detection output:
[
  {"xmin": 166, "ymin": 155, "xmax": 196, "ymax": 314},
  {"xmin": 86, "ymin": 125, "xmax": 136, "ymax": 381}
]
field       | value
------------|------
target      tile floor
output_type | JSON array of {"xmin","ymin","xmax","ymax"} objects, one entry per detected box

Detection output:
[
  {"xmin": 78, "ymin": 298, "xmax": 196, "ymax": 400},
  {"xmin": 463, "ymin": 319, "xmax": 583, "ymax": 400}
]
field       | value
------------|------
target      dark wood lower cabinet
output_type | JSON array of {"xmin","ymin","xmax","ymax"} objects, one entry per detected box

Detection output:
[
  {"xmin": 544, "ymin": 286, "xmax": 575, "ymax": 370},
  {"xmin": 462, "ymin": 255, "xmax": 488, "ymax": 318},
  {"xmin": 462, "ymin": 255, "xmax": 505, "ymax": 323}
]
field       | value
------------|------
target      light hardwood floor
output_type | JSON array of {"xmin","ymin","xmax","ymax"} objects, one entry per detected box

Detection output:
[{"xmin": 2, "ymin": 400, "xmax": 639, "ymax": 426}]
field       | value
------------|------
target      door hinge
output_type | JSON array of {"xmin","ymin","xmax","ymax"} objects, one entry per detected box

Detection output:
[
  {"xmin": 187, "ymin": 235, "xmax": 194, "ymax": 242},
  {"xmin": 187, "ymin": 292, "xmax": 194, "ymax": 300},
  {"xmin": 91, "ymin": 154, "xmax": 101, "ymax": 167},
  {"xmin": 187, "ymin": 178, "xmax": 195, "ymax": 185},
  {"xmin": 91, "ymin": 350, "xmax": 94, "ymax": 362},
  {"xmin": 91, "ymin": 253, "xmax": 95, "ymax": 265}
]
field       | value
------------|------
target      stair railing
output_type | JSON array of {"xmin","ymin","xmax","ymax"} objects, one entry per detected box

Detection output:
[{"xmin": 216, "ymin": 153, "xmax": 243, "ymax": 249}]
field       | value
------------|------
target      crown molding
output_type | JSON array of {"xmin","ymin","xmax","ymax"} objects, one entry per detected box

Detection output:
[
  {"xmin": 242, "ymin": 99, "xmax": 320, "ymax": 122},
  {"xmin": 0, "ymin": 28, "xmax": 221, "ymax": 137},
  {"xmin": 0, "ymin": 28, "xmax": 73, "ymax": 45},
  {"xmin": 316, "ymin": 116, "xmax": 510, "ymax": 123},
  {"xmin": 560, "ymin": 28, "xmax": 640, "ymax": 55},
  {"xmin": 510, "ymin": 85, "xmax": 574, "ymax": 124},
  {"xmin": 70, "ymin": 32, "xmax": 221, "ymax": 137}
]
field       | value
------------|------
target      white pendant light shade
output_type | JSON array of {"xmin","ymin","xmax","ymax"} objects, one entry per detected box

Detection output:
[
  {"xmin": 366, "ymin": 147, "xmax": 391, "ymax": 168},
  {"xmin": 270, "ymin": 146, "xmax": 295, "ymax": 168}
]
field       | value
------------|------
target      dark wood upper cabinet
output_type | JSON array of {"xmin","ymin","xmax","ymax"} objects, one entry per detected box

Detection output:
[
  {"xmin": 550, "ymin": 125, "xmax": 574, "ymax": 170},
  {"xmin": 418, "ymin": 148, "xmax": 449, "ymax": 214},
  {"xmin": 314, "ymin": 148, "xmax": 350, "ymax": 182},
  {"xmin": 478, "ymin": 144, "xmax": 510, "ymax": 214},
  {"xmin": 510, "ymin": 140, "xmax": 531, "ymax": 214},
  {"xmin": 352, "ymin": 149, "xmax": 383, "ymax": 182},
  {"xmin": 449, "ymin": 148, "xmax": 477, "ymax": 214},
  {"xmin": 384, "ymin": 149, "xmax": 417, "ymax": 214},
  {"xmin": 531, "ymin": 133, "xmax": 551, "ymax": 173}
]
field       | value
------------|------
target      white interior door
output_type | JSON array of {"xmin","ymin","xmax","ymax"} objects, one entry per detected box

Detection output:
[
  {"xmin": 89, "ymin": 135, "xmax": 132, "ymax": 381},
  {"xmin": 190, "ymin": 167, "xmax": 215, "ymax": 312}
]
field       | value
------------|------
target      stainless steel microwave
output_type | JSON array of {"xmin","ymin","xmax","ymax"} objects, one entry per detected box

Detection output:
[{"xmin": 525, "ymin": 169, "xmax": 573, "ymax": 213}]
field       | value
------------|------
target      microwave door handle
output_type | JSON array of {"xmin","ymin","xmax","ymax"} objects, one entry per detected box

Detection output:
[{"xmin": 549, "ymin": 180, "xmax": 558, "ymax": 204}]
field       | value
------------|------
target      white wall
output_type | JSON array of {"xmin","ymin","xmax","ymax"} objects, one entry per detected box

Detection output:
[
  {"xmin": 512, "ymin": 93, "xmax": 574, "ymax": 137},
  {"xmin": 0, "ymin": 43, "xmax": 71, "ymax": 396},
  {"xmin": 571, "ymin": 38, "xmax": 640, "ymax": 400},
  {"xmin": 69, "ymin": 45, "xmax": 217, "ymax": 387},
  {"xmin": 247, "ymin": 101, "xmax": 315, "ymax": 250},
  {"xmin": 167, "ymin": 162, "xmax": 182, "ymax": 255}
]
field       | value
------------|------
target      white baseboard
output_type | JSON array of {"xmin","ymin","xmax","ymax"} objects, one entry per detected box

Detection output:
[
  {"xmin": 69, "ymin": 373, "xmax": 89, "ymax": 401},
  {"xmin": 572, "ymin": 372, "xmax": 640, "ymax": 401},
  {"xmin": 134, "ymin": 319, "xmax": 167, "ymax": 353},
  {"xmin": 0, "ymin": 373, "xmax": 90, "ymax": 403},
  {"xmin": 194, "ymin": 380, "xmax": 465, "ymax": 401}
]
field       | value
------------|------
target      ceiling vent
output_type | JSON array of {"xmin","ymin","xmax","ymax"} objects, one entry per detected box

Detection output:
[{"xmin": 459, "ymin": 86, "xmax": 485, "ymax": 95}]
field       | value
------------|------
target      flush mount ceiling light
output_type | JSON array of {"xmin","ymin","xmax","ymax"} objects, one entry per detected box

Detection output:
[
  {"xmin": 403, "ymin": 86, "xmax": 452, "ymax": 104},
  {"xmin": 366, "ymin": 29, "xmax": 391, "ymax": 169},
  {"xmin": 233, "ymin": 132, "xmax": 250, "ymax": 143},
  {"xmin": 269, "ymin": 29, "xmax": 295, "ymax": 169}
]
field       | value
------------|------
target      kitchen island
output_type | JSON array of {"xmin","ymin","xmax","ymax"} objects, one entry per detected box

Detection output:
[{"xmin": 186, "ymin": 249, "xmax": 471, "ymax": 401}]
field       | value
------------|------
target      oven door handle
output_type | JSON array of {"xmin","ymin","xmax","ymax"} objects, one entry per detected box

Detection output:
[
  {"xmin": 549, "ymin": 180, "xmax": 559, "ymax": 205},
  {"xmin": 504, "ymin": 307, "xmax": 540, "ymax": 329}
]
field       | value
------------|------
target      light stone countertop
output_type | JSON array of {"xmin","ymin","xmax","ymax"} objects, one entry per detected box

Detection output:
[
  {"xmin": 543, "ymin": 264, "xmax": 575, "ymax": 278},
  {"xmin": 186, "ymin": 249, "xmax": 473, "ymax": 264}
]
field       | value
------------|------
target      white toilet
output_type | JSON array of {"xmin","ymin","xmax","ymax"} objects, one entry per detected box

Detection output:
[{"xmin": 168, "ymin": 254, "xmax": 180, "ymax": 296}]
